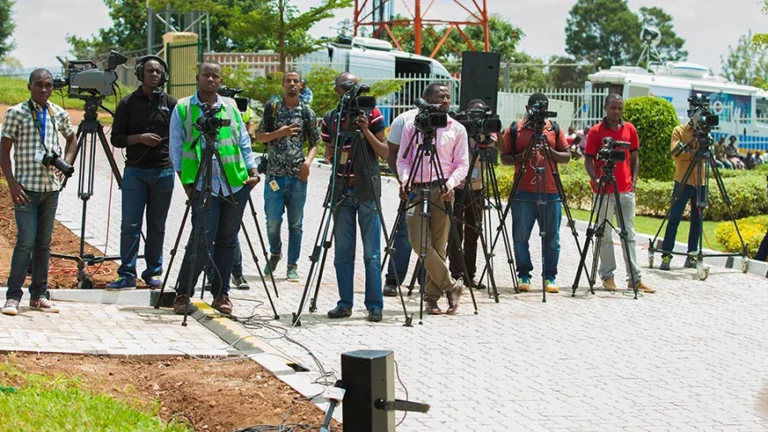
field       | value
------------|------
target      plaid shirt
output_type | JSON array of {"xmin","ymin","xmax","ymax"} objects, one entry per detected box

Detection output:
[{"xmin": 1, "ymin": 100, "xmax": 75, "ymax": 192}]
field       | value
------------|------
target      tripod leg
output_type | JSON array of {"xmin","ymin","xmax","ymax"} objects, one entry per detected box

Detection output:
[
  {"xmin": 611, "ymin": 184, "xmax": 639, "ymax": 299},
  {"xmin": 239, "ymin": 219, "xmax": 280, "ymax": 319},
  {"xmin": 247, "ymin": 198, "xmax": 279, "ymax": 298},
  {"xmin": 309, "ymin": 232, "xmax": 333, "ymax": 313},
  {"xmin": 486, "ymin": 162, "xmax": 519, "ymax": 293},
  {"xmin": 154, "ymin": 203, "xmax": 192, "ymax": 308}
]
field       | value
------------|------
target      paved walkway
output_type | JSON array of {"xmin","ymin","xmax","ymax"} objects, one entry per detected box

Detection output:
[{"xmin": 13, "ymin": 138, "xmax": 768, "ymax": 431}]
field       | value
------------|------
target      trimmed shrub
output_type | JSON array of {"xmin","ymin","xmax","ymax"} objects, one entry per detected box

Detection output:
[
  {"xmin": 714, "ymin": 215, "xmax": 768, "ymax": 257},
  {"xmin": 623, "ymin": 96, "xmax": 679, "ymax": 182}
]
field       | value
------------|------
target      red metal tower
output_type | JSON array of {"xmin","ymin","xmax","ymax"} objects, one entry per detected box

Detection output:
[{"xmin": 353, "ymin": 0, "xmax": 490, "ymax": 58}]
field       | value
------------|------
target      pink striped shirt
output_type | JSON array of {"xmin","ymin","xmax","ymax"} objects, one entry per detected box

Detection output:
[{"xmin": 397, "ymin": 117, "xmax": 469, "ymax": 189}]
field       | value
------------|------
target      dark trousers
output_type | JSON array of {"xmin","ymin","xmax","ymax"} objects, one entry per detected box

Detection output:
[
  {"xmin": 448, "ymin": 188, "xmax": 483, "ymax": 279},
  {"xmin": 7, "ymin": 191, "xmax": 59, "ymax": 301},
  {"xmin": 662, "ymin": 182, "xmax": 705, "ymax": 256},
  {"xmin": 176, "ymin": 186, "xmax": 251, "ymax": 298},
  {"xmin": 755, "ymin": 231, "xmax": 768, "ymax": 262}
]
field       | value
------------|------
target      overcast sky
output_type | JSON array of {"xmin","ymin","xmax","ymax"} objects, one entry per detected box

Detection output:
[{"xmin": 9, "ymin": 0, "xmax": 768, "ymax": 75}]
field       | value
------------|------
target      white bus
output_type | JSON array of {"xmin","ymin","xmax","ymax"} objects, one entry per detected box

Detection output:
[{"xmin": 589, "ymin": 61, "xmax": 768, "ymax": 152}]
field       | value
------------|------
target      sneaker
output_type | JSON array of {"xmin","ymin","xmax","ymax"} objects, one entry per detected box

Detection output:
[
  {"xmin": 106, "ymin": 277, "xmax": 136, "ymax": 291},
  {"xmin": 660, "ymin": 255, "xmax": 672, "ymax": 271},
  {"xmin": 144, "ymin": 276, "xmax": 163, "ymax": 288},
  {"xmin": 327, "ymin": 304, "xmax": 352, "ymax": 319},
  {"xmin": 211, "ymin": 295, "xmax": 233, "ymax": 314},
  {"xmin": 29, "ymin": 297, "xmax": 60, "ymax": 313},
  {"xmin": 286, "ymin": 267, "xmax": 300, "ymax": 282},
  {"xmin": 603, "ymin": 278, "xmax": 618, "ymax": 291},
  {"xmin": 518, "ymin": 277, "xmax": 532, "ymax": 292},
  {"xmin": 173, "ymin": 295, "xmax": 197, "ymax": 315},
  {"xmin": 684, "ymin": 255, "xmax": 697, "ymax": 269},
  {"xmin": 2, "ymin": 299, "xmax": 20, "ymax": 316},
  {"xmin": 545, "ymin": 279, "xmax": 560, "ymax": 294},
  {"xmin": 232, "ymin": 275, "xmax": 250, "ymax": 290},
  {"xmin": 263, "ymin": 255, "xmax": 281, "ymax": 276},
  {"xmin": 629, "ymin": 280, "xmax": 656, "ymax": 294}
]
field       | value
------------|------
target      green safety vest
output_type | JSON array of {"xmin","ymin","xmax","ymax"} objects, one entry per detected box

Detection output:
[{"xmin": 178, "ymin": 97, "xmax": 248, "ymax": 187}]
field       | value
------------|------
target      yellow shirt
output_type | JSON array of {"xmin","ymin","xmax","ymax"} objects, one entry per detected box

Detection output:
[{"xmin": 670, "ymin": 123, "xmax": 705, "ymax": 186}]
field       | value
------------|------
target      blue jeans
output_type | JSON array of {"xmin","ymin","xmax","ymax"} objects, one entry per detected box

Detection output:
[
  {"xmin": 7, "ymin": 191, "xmax": 59, "ymax": 300},
  {"xmin": 117, "ymin": 167, "xmax": 174, "ymax": 282},
  {"xmin": 385, "ymin": 213, "xmax": 413, "ymax": 285},
  {"xmin": 206, "ymin": 239, "xmax": 243, "ymax": 284},
  {"xmin": 662, "ymin": 182, "xmax": 705, "ymax": 256},
  {"xmin": 511, "ymin": 191, "xmax": 562, "ymax": 280},
  {"xmin": 333, "ymin": 193, "xmax": 383, "ymax": 310},
  {"xmin": 264, "ymin": 175, "xmax": 307, "ymax": 266},
  {"xmin": 176, "ymin": 185, "xmax": 251, "ymax": 297}
]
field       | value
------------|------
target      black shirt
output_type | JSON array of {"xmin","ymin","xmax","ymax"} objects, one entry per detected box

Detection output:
[{"xmin": 111, "ymin": 88, "xmax": 177, "ymax": 169}]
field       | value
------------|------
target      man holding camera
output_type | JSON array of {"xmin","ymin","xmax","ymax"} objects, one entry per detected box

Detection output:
[
  {"xmin": 256, "ymin": 71, "xmax": 320, "ymax": 283},
  {"xmin": 322, "ymin": 72, "xmax": 389, "ymax": 322},
  {"xmin": 107, "ymin": 56, "xmax": 176, "ymax": 291},
  {"xmin": 169, "ymin": 60, "xmax": 260, "ymax": 315},
  {"xmin": 447, "ymin": 98, "xmax": 496, "ymax": 291},
  {"xmin": 397, "ymin": 83, "xmax": 469, "ymax": 315},
  {"xmin": 659, "ymin": 104, "xmax": 710, "ymax": 270},
  {"xmin": 1, "ymin": 69, "xmax": 77, "ymax": 315},
  {"xmin": 501, "ymin": 93, "xmax": 571, "ymax": 293},
  {"xmin": 584, "ymin": 94, "xmax": 654, "ymax": 293}
]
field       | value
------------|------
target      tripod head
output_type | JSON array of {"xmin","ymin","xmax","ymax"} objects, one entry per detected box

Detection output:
[{"xmin": 194, "ymin": 103, "xmax": 230, "ymax": 147}]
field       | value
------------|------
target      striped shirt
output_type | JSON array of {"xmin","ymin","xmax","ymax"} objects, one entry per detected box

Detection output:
[{"xmin": 0, "ymin": 100, "xmax": 76, "ymax": 192}]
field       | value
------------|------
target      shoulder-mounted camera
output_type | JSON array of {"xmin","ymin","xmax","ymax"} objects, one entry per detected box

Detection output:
[
  {"xmin": 53, "ymin": 50, "xmax": 127, "ymax": 100},
  {"xmin": 450, "ymin": 107, "xmax": 501, "ymax": 147},
  {"xmin": 413, "ymin": 97, "xmax": 448, "ymax": 134}
]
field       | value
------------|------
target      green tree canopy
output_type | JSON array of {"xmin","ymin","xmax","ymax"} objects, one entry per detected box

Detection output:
[
  {"xmin": 720, "ymin": 31, "xmax": 768, "ymax": 88},
  {"xmin": 565, "ymin": 0, "xmax": 687, "ymax": 69},
  {"xmin": 0, "ymin": 0, "xmax": 16, "ymax": 60}
]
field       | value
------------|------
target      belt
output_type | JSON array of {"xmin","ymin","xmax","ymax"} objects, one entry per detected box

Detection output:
[{"xmin": 412, "ymin": 180, "xmax": 445, "ymax": 188}]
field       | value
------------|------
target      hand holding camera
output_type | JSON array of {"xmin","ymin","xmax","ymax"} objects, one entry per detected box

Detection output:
[{"xmin": 276, "ymin": 124, "xmax": 301, "ymax": 138}]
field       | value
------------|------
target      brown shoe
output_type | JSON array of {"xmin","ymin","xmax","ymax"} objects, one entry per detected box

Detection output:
[
  {"xmin": 603, "ymin": 278, "xmax": 617, "ymax": 291},
  {"xmin": 445, "ymin": 282, "xmax": 464, "ymax": 315},
  {"xmin": 425, "ymin": 299, "xmax": 441, "ymax": 315},
  {"xmin": 212, "ymin": 295, "xmax": 233, "ymax": 314},
  {"xmin": 173, "ymin": 295, "xmax": 197, "ymax": 315},
  {"xmin": 29, "ymin": 297, "xmax": 59, "ymax": 313},
  {"xmin": 629, "ymin": 281, "xmax": 655, "ymax": 294}
]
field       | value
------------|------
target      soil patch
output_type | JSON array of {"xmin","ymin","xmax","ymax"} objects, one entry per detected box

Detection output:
[
  {"xmin": 1, "ymin": 353, "xmax": 339, "ymax": 431},
  {"xmin": 0, "ymin": 177, "xmax": 121, "ymax": 288}
]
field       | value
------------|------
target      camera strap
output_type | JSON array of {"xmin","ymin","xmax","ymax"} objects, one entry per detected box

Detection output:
[{"xmin": 27, "ymin": 99, "xmax": 56, "ymax": 151}]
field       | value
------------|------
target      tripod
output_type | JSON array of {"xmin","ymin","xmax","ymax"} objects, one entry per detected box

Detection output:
[
  {"xmin": 453, "ymin": 139, "xmax": 518, "ymax": 301},
  {"xmin": 384, "ymin": 124, "xmax": 479, "ymax": 324},
  {"xmin": 51, "ymin": 97, "xmax": 126, "ymax": 289},
  {"xmin": 293, "ymin": 105, "xmax": 409, "ymax": 326},
  {"xmin": 647, "ymin": 130, "xmax": 750, "ymax": 280},
  {"xmin": 494, "ymin": 120, "xmax": 587, "ymax": 302},
  {"xmin": 571, "ymin": 154, "xmax": 639, "ymax": 298},
  {"xmin": 152, "ymin": 108, "xmax": 278, "ymax": 326}
]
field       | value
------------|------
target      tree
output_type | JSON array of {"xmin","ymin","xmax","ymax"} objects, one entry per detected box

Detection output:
[
  {"xmin": 547, "ymin": 56, "xmax": 593, "ymax": 88},
  {"xmin": 720, "ymin": 31, "xmax": 768, "ymax": 88},
  {"xmin": 503, "ymin": 52, "xmax": 548, "ymax": 90},
  {"xmin": 637, "ymin": 7, "xmax": 687, "ymax": 62},
  {"xmin": 565, "ymin": 0, "xmax": 687, "ymax": 69},
  {"xmin": 0, "ymin": 0, "xmax": 15, "ymax": 60}
]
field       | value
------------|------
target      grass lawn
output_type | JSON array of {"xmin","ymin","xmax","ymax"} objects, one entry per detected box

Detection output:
[
  {"xmin": 568, "ymin": 208, "xmax": 727, "ymax": 252},
  {"xmin": 0, "ymin": 362, "xmax": 187, "ymax": 432}
]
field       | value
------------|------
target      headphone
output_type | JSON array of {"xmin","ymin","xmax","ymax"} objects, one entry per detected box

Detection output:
[{"xmin": 135, "ymin": 55, "xmax": 168, "ymax": 87}]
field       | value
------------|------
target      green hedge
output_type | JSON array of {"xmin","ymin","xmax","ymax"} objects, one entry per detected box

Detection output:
[
  {"xmin": 714, "ymin": 215, "xmax": 768, "ymax": 257},
  {"xmin": 623, "ymin": 96, "xmax": 679, "ymax": 182},
  {"xmin": 495, "ymin": 160, "xmax": 768, "ymax": 221}
]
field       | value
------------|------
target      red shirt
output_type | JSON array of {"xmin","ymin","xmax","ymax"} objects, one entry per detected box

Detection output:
[
  {"xmin": 584, "ymin": 120, "xmax": 639, "ymax": 194},
  {"xmin": 501, "ymin": 119, "xmax": 569, "ymax": 194}
]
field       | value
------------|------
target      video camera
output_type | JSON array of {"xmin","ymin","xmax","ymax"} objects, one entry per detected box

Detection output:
[
  {"xmin": 217, "ymin": 86, "xmax": 249, "ymax": 113},
  {"xmin": 194, "ymin": 103, "xmax": 231, "ymax": 138},
  {"xmin": 527, "ymin": 99, "xmax": 557, "ymax": 131},
  {"xmin": 598, "ymin": 137, "xmax": 631, "ymax": 162},
  {"xmin": 339, "ymin": 81, "xmax": 376, "ymax": 131},
  {"xmin": 53, "ymin": 50, "xmax": 127, "ymax": 99},
  {"xmin": 688, "ymin": 93, "xmax": 719, "ymax": 130},
  {"xmin": 450, "ymin": 106, "xmax": 501, "ymax": 147},
  {"xmin": 413, "ymin": 98, "xmax": 448, "ymax": 135}
]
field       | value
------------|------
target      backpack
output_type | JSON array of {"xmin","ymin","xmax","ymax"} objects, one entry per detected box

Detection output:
[
  {"xmin": 262, "ymin": 98, "xmax": 313, "ymax": 142},
  {"xmin": 505, "ymin": 120, "xmax": 561, "ymax": 156}
]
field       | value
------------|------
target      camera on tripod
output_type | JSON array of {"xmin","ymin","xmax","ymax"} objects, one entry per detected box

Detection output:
[
  {"xmin": 598, "ymin": 137, "xmax": 631, "ymax": 162},
  {"xmin": 217, "ymin": 86, "xmax": 249, "ymax": 113},
  {"xmin": 413, "ymin": 98, "xmax": 448, "ymax": 134},
  {"xmin": 339, "ymin": 81, "xmax": 376, "ymax": 131},
  {"xmin": 41, "ymin": 149, "xmax": 74, "ymax": 178},
  {"xmin": 687, "ymin": 93, "xmax": 719, "ymax": 131},
  {"xmin": 194, "ymin": 103, "xmax": 231, "ymax": 137},
  {"xmin": 450, "ymin": 107, "xmax": 501, "ymax": 147},
  {"xmin": 527, "ymin": 99, "xmax": 557, "ymax": 127},
  {"xmin": 53, "ymin": 50, "xmax": 127, "ymax": 99}
]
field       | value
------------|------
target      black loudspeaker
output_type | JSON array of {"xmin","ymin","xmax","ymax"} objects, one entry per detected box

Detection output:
[
  {"xmin": 459, "ymin": 51, "xmax": 501, "ymax": 112},
  {"xmin": 341, "ymin": 350, "xmax": 395, "ymax": 431}
]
